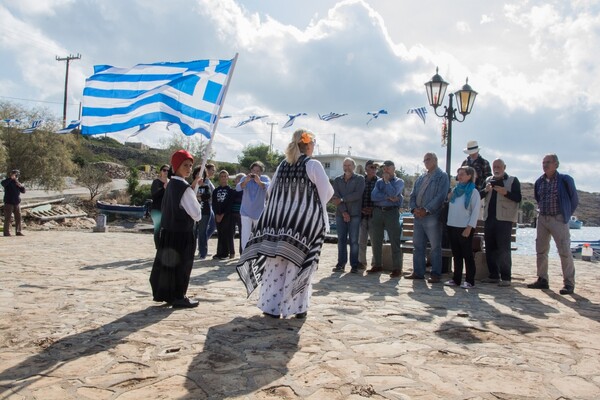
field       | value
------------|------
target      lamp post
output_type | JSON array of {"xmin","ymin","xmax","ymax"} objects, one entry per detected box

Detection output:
[{"xmin": 424, "ymin": 67, "xmax": 478, "ymax": 177}]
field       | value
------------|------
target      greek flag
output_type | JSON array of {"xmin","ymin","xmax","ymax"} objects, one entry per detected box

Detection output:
[
  {"xmin": 407, "ymin": 107, "xmax": 427, "ymax": 124},
  {"xmin": 55, "ymin": 120, "xmax": 81, "ymax": 134},
  {"xmin": 319, "ymin": 112, "xmax": 347, "ymax": 121},
  {"xmin": 366, "ymin": 109, "xmax": 388, "ymax": 125},
  {"xmin": 22, "ymin": 120, "xmax": 43, "ymax": 133},
  {"xmin": 234, "ymin": 115, "xmax": 268, "ymax": 128},
  {"xmin": 282, "ymin": 112, "xmax": 307, "ymax": 129},
  {"xmin": 81, "ymin": 58, "xmax": 236, "ymax": 138},
  {"xmin": 2, "ymin": 119, "xmax": 21, "ymax": 125}
]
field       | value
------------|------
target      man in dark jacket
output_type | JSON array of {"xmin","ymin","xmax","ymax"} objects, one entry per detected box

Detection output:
[
  {"xmin": 527, "ymin": 154, "xmax": 578, "ymax": 295},
  {"xmin": 2, "ymin": 169, "xmax": 26, "ymax": 236}
]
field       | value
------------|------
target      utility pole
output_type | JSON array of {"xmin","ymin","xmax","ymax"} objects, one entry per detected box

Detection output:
[
  {"xmin": 56, "ymin": 53, "xmax": 81, "ymax": 128},
  {"xmin": 267, "ymin": 122, "xmax": 278, "ymax": 153},
  {"xmin": 332, "ymin": 133, "xmax": 336, "ymax": 154}
]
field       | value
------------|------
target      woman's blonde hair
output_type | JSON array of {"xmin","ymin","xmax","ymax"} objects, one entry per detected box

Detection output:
[{"xmin": 285, "ymin": 128, "xmax": 315, "ymax": 164}]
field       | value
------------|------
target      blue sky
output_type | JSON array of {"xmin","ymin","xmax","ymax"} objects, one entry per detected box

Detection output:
[{"xmin": 1, "ymin": 0, "xmax": 599, "ymax": 191}]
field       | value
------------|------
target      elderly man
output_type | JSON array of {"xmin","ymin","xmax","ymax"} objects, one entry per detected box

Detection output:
[
  {"xmin": 527, "ymin": 154, "xmax": 578, "ymax": 295},
  {"xmin": 236, "ymin": 161, "xmax": 270, "ymax": 250},
  {"xmin": 358, "ymin": 160, "xmax": 379, "ymax": 270},
  {"xmin": 461, "ymin": 140, "xmax": 491, "ymax": 193},
  {"xmin": 367, "ymin": 160, "xmax": 404, "ymax": 278},
  {"xmin": 331, "ymin": 158, "xmax": 365, "ymax": 273},
  {"xmin": 406, "ymin": 153, "xmax": 449, "ymax": 282},
  {"xmin": 481, "ymin": 159, "xmax": 522, "ymax": 286}
]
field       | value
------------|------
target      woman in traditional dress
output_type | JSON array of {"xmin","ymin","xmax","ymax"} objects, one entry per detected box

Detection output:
[
  {"xmin": 150, "ymin": 150, "xmax": 202, "ymax": 308},
  {"xmin": 236, "ymin": 128, "xmax": 334, "ymax": 319},
  {"xmin": 150, "ymin": 164, "xmax": 169, "ymax": 249},
  {"xmin": 444, "ymin": 166, "xmax": 481, "ymax": 289}
]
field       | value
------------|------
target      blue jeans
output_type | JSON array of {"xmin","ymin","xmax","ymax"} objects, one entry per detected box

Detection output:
[
  {"xmin": 412, "ymin": 214, "xmax": 443, "ymax": 278},
  {"xmin": 195, "ymin": 213, "xmax": 210, "ymax": 258},
  {"xmin": 336, "ymin": 214, "xmax": 361, "ymax": 268}
]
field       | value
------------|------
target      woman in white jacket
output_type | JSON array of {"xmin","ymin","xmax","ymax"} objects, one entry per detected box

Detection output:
[{"xmin": 445, "ymin": 166, "xmax": 481, "ymax": 289}]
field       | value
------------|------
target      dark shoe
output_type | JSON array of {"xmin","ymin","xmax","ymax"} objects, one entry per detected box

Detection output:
[
  {"xmin": 527, "ymin": 277, "xmax": 549, "ymax": 289},
  {"xmin": 212, "ymin": 255, "xmax": 227, "ymax": 260},
  {"xmin": 263, "ymin": 312, "xmax": 280, "ymax": 319},
  {"xmin": 16, "ymin": 232, "xmax": 24, "ymax": 236},
  {"xmin": 559, "ymin": 286, "xmax": 574, "ymax": 295},
  {"xmin": 229, "ymin": 254, "xmax": 235, "ymax": 259},
  {"xmin": 481, "ymin": 278, "xmax": 500, "ymax": 283},
  {"xmin": 356, "ymin": 263, "xmax": 366, "ymax": 270},
  {"xmin": 389, "ymin": 270, "xmax": 402, "ymax": 278},
  {"xmin": 427, "ymin": 275, "xmax": 441, "ymax": 283},
  {"xmin": 171, "ymin": 297, "xmax": 199, "ymax": 308},
  {"xmin": 404, "ymin": 273, "xmax": 424, "ymax": 280},
  {"xmin": 3, "ymin": 233, "xmax": 11, "ymax": 237},
  {"xmin": 350, "ymin": 267, "xmax": 359, "ymax": 274},
  {"xmin": 498, "ymin": 280, "xmax": 512, "ymax": 287},
  {"xmin": 332, "ymin": 264, "xmax": 345, "ymax": 272},
  {"xmin": 366, "ymin": 266, "xmax": 383, "ymax": 274},
  {"xmin": 295, "ymin": 312, "xmax": 307, "ymax": 319}
]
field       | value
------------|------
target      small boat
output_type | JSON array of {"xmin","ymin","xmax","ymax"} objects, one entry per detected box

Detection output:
[
  {"xmin": 96, "ymin": 200, "xmax": 148, "ymax": 219},
  {"xmin": 571, "ymin": 241, "xmax": 600, "ymax": 260},
  {"xmin": 568, "ymin": 216, "xmax": 583, "ymax": 229}
]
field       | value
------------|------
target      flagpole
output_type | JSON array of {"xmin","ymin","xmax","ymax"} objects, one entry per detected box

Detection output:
[{"xmin": 198, "ymin": 53, "xmax": 239, "ymax": 178}]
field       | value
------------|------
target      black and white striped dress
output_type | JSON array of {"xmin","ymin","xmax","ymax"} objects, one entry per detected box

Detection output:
[{"xmin": 236, "ymin": 155, "xmax": 333, "ymax": 317}]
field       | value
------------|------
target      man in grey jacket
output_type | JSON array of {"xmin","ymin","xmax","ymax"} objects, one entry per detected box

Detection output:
[
  {"xmin": 331, "ymin": 158, "xmax": 365, "ymax": 274},
  {"xmin": 406, "ymin": 153, "xmax": 449, "ymax": 283},
  {"xmin": 482, "ymin": 159, "xmax": 521, "ymax": 287}
]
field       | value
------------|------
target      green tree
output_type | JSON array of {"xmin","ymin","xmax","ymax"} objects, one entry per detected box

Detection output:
[
  {"xmin": 0, "ymin": 101, "xmax": 76, "ymax": 189},
  {"xmin": 126, "ymin": 166, "xmax": 140, "ymax": 195},
  {"xmin": 237, "ymin": 144, "xmax": 283, "ymax": 173},
  {"xmin": 521, "ymin": 200, "xmax": 536, "ymax": 223}
]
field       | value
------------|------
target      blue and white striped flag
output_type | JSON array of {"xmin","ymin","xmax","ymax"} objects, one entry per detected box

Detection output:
[
  {"xmin": 319, "ymin": 112, "xmax": 347, "ymax": 121},
  {"xmin": 22, "ymin": 120, "xmax": 43, "ymax": 133},
  {"xmin": 407, "ymin": 107, "xmax": 427, "ymax": 124},
  {"xmin": 3, "ymin": 119, "xmax": 21, "ymax": 125},
  {"xmin": 282, "ymin": 112, "xmax": 307, "ymax": 129},
  {"xmin": 55, "ymin": 120, "xmax": 81, "ymax": 134},
  {"xmin": 81, "ymin": 58, "xmax": 235, "ymax": 138},
  {"xmin": 366, "ymin": 109, "xmax": 388, "ymax": 125},
  {"xmin": 234, "ymin": 115, "xmax": 268, "ymax": 128}
]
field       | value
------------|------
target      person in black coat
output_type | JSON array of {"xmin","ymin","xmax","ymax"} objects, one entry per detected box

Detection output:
[{"xmin": 2, "ymin": 169, "xmax": 26, "ymax": 237}]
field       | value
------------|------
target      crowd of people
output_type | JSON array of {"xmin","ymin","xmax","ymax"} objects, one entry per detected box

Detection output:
[{"xmin": 2, "ymin": 133, "xmax": 578, "ymax": 315}]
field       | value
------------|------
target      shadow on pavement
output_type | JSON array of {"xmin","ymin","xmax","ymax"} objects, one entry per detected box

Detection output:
[
  {"xmin": 0, "ymin": 306, "xmax": 173, "ymax": 397},
  {"xmin": 182, "ymin": 315, "xmax": 304, "ymax": 399}
]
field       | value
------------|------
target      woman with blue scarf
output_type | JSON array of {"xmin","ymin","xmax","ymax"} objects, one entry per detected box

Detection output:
[{"xmin": 444, "ymin": 166, "xmax": 481, "ymax": 289}]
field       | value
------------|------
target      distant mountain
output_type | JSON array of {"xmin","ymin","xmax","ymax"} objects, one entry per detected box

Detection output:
[{"xmin": 520, "ymin": 182, "xmax": 600, "ymax": 227}]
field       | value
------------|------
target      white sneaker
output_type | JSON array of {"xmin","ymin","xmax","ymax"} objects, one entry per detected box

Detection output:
[
  {"xmin": 444, "ymin": 280, "xmax": 457, "ymax": 286},
  {"xmin": 460, "ymin": 281, "xmax": 474, "ymax": 289}
]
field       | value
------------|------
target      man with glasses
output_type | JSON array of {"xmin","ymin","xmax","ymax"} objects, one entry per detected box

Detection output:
[
  {"xmin": 405, "ymin": 153, "xmax": 449, "ymax": 282},
  {"xmin": 527, "ymin": 154, "xmax": 578, "ymax": 295},
  {"xmin": 367, "ymin": 160, "xmax": 404, "ymax": 278},
  {"xmin": 358, "ymin": 160, "xmax": 379, "ymax": 270}
]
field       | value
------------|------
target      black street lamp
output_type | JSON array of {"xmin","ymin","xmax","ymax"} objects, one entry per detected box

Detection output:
[{"xmin": 425, "ymin": 67, "xmax": 478, "ymax": 176}]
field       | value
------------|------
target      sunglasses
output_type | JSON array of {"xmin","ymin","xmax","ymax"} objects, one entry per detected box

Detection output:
[{"xmin": 161, "ymin": 168, "xmax": 169, "ymax": 172}]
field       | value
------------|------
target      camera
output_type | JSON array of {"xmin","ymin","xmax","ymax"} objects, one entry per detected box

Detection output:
[
  {"xmin": 490, "ymin": 179, "xmax": 504, "ymax": 187},
  {"xmin": 249, "ymin": 174, "xmax": 256, "ymax": 179}
]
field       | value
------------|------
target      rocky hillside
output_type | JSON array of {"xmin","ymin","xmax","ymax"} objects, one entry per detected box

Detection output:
[{"xmin": 520, "ymin": 182, "xmax": 600, "ymax": 227}]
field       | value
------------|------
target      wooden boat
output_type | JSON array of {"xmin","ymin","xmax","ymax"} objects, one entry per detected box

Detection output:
[
  {"xmin": 568, "ymin": 216, "xmax": 583, "ymax": 229},
  {"xmin": 96, "ymin": 200, "xmax": 148, "ymax": 219}
]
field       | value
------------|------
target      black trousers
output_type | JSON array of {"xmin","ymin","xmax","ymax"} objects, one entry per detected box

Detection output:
[
  {"xmin": 484, "ymin": 218, "xmax": 513, "ymax": 280},
  {"xmin": 215, "ymin": 213, "xmax": 235, "ymax": 257},
  {"xmin": 448, "ymin": 226, "xmax": 476, "ymax": 285}
]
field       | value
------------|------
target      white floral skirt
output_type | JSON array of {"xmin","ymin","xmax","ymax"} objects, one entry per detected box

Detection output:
[{"xmin": 257, "ymin": 255, "xmax": 315, "ymax": 318}]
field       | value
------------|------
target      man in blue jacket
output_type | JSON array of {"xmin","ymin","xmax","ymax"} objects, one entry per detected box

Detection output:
[
  {"xmin": 527, "ymin": 154, "xmax": 578, "ymax": 295},
  {"xmin": 406, "ymin": 153, "xmax": 449, "ymax": 283}
]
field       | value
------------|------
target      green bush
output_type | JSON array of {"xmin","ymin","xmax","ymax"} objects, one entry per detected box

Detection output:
[{"xmin": 130, "ymin": 184, "xmax": 152, "ymax": 206}]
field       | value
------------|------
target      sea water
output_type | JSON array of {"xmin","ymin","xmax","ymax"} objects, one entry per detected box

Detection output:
[{"xmin": 515, "ymin": 226, "xmax": 600, "ymax": 257}]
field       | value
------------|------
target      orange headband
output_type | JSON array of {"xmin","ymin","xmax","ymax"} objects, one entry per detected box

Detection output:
[{"xmin": 300, "ymin": 132, "xmax": 312, "ymax": 144}]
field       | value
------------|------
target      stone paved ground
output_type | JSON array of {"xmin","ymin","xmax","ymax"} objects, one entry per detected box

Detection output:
[{"xmin": 1, "ymin": 230, "xmax": 599, "ymax": 399}]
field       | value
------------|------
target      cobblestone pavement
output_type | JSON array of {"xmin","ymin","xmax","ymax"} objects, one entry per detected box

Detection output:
[{"xmin": 1, "ymin": 230, "xmax": 599, "ymax": 399}]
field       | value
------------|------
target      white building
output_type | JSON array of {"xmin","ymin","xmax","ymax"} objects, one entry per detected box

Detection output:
[{"xmin": 312, "ymin": 154, "xmax": 381, "ymax": 180}]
